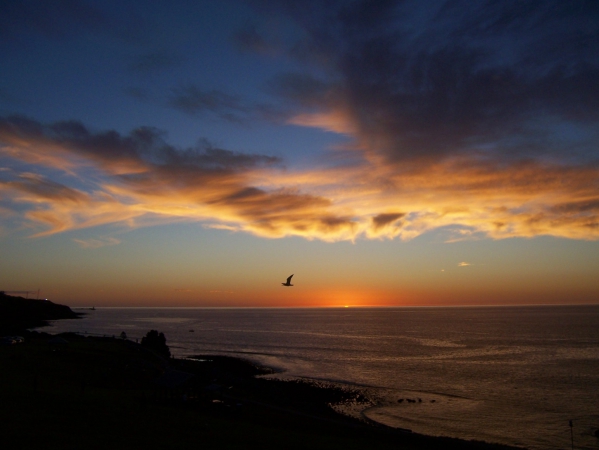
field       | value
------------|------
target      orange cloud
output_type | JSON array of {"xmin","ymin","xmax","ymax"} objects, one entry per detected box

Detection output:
[
  {"xmin": 73, "ymin": 237, "xmax": 121, "ymax": 249},
  {"xmin": 288, "ymin": 110, "xmax": 356, "ymax": 134},
  {"xmin": 1, "ymin": 116, "xmax": 598, "ymax": 242}
]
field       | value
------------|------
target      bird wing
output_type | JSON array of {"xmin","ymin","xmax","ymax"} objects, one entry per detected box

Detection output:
[{"xmin": 287, "ymin": 274, "xmax": 294, "ymax": 283}]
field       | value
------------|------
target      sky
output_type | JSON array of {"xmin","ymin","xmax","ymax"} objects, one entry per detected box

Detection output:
[{"xmin": 1, "ymin": 0, "xmax": 598, "ymax": 307}]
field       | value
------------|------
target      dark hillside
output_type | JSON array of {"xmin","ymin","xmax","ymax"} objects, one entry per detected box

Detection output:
[{"xmin": 0, "ymin": 292, "xmax": 80, "ymax": 334}]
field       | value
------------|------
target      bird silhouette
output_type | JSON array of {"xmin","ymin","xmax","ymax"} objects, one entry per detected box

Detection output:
[{"xmin": 282, "ymin": 274, "xmax": 294, "ymax": 286}]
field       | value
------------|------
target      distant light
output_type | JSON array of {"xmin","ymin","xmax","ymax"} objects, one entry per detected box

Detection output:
[{"xmin": 344, "ymin": 305, "xmax": 349, "ymax": 308}]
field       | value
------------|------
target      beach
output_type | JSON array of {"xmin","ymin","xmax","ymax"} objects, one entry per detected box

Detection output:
[
  {"xmin": 45, "ymin": 305, "xmax": 599, "ymax": 450},
  {"xmin": 1, "ymin": 329, "xmax": 520, "ymax": 450},
  {"xmin": 0, "ymin": 294, "xmax": 526, "ymax": 449},
  {"xmin": 5, "ymin": 296, "xmax": 599, "ymax": 449}
]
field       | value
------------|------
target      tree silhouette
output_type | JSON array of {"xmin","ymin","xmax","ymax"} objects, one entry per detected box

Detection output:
[{"xmin": 140, "ymin": 330, "xmax": 171, "ymax": 359}]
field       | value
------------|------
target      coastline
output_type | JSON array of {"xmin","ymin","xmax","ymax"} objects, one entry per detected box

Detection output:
[
  {"xmin": 1, "ymin": 330, "xmax": 523, "ymax": 450},
  {"xmin": 1, "ymin": 297, "xmax": 524, "ymax": 449}
]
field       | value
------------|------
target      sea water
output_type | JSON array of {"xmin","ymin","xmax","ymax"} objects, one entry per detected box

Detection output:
[{"xmin": 46, "ymin": 305, "xmax": 599, "ymax": 450}]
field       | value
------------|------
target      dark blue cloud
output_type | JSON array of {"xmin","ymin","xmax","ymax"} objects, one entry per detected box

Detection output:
[
  {"xmin": 168, "ymin": 86, "xmax": 250, "ymax": 122},
  {"xmin": 0, "ymin": 115, "xmax": 281, "ymax": 171},
  {"xmin": 254, "ymin": 0, "xmax": 599, "ymax": 164}
]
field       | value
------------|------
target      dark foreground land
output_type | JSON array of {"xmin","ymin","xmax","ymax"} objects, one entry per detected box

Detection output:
[{"xmin": 0, "ymin": 296, "xmax": 523, "ymax": 450}]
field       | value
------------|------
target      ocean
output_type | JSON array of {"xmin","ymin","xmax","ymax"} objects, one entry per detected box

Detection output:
[{"xmin": 45, "ymin": 305, "xmax": 599, "ymax": 450}]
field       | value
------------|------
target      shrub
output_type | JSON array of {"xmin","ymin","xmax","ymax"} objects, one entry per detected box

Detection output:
[{"xmin": 140, "ymin": 330, "xmax": 171, "ymax": 359}]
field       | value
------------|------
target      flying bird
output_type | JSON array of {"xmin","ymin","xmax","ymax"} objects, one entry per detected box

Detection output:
[{"xmin": 282, "ymin": 274, "xmax": 294, "ymax": 286}]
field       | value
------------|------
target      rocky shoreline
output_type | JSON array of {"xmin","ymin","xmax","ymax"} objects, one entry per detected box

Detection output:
[{"xmin": 1, "ymin": 296, "xmax": 524, "ymax": 449}]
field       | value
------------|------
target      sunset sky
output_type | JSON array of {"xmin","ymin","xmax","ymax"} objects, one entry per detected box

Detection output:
[{"xmin": 1, "ymin": 0, "xmax": 598, "ymax": 307}]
